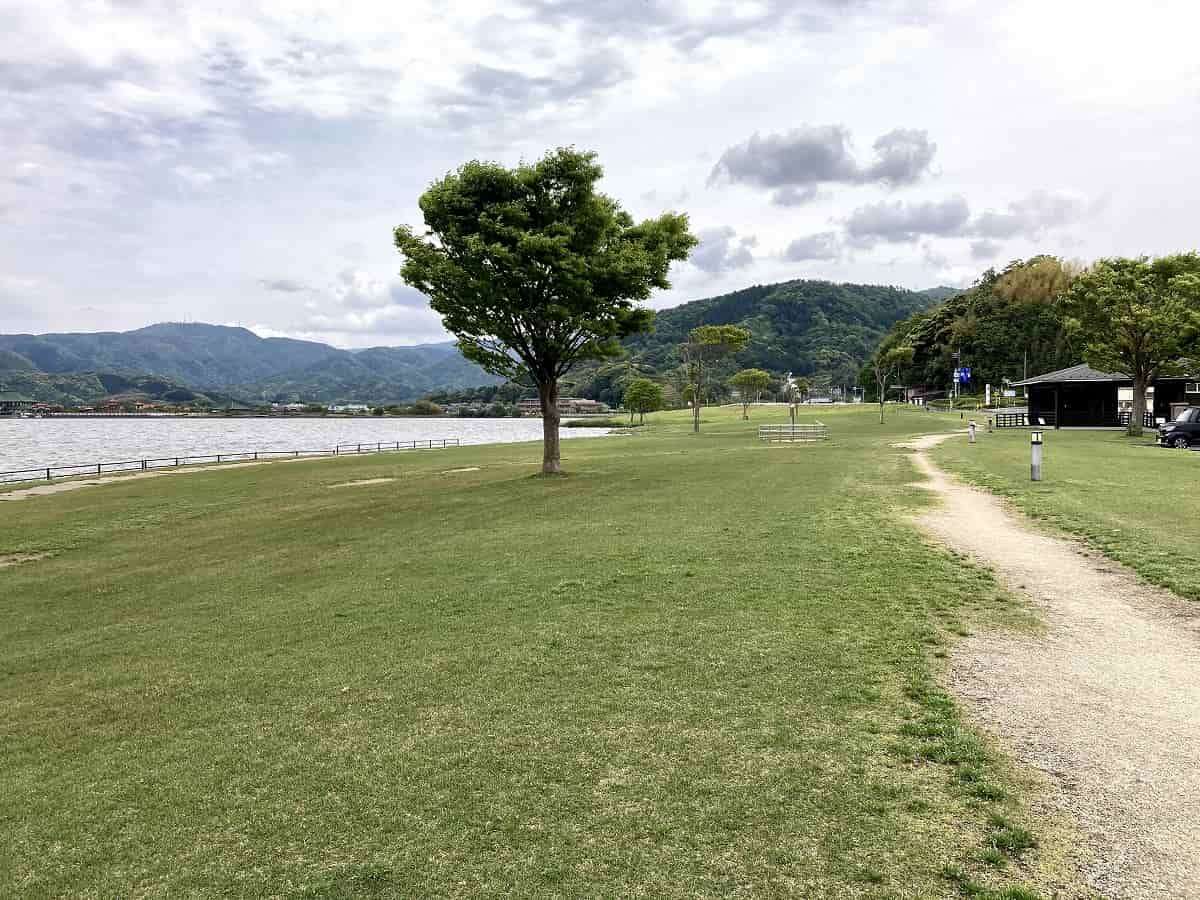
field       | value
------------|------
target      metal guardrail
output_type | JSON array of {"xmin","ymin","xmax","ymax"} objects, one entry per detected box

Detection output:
[
  {"xmin": 759, "ymin": 423, "xmax": 828, "ymax": 443},
  {"xmin": 994, "ymin": 412, "xmax": 1054, "ymax": 428},
  {"xmin": 1118, "ymin": 410, "xmax": 1157, "ymax": 429},
  {"xmin": 0, "ymin": 438, "xmax": 460, "ymax": 485},
  {"xmin": 995, "ymin": 411, "xmax": 1154, "ymax": 429}
]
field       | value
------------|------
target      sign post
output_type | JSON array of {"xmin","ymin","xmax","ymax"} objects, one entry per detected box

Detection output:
[{"xmin": 1031, "ymin": 430, "xmax": 1044, "ymax": 481}]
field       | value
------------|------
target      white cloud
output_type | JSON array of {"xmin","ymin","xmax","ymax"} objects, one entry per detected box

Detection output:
[{"xmin": 2, "ymin": 0, "xmax": 1199, "ymax": 343}]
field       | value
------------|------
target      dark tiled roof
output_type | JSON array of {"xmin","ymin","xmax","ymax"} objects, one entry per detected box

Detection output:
[{"xmin": 1011, "ymin": 364, "xmax": 1128, "ymax": 387}]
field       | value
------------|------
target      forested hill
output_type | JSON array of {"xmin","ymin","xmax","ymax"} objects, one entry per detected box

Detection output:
[
  {"xmin": 0, "ymin": 323, "xmax": 499, "ymax": 405},
  {"xmin": 563, "ymin": 279, "xmax": 945, "ymax": 404},
  {"xmin": 870, "ymin": 257, "xmax": 1079, "ymax": 394}
]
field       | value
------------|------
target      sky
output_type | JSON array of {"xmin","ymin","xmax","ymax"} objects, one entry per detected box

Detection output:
[{"xmin": 2, "ymin": 0, "xmax": 1199, "ymax": 348}]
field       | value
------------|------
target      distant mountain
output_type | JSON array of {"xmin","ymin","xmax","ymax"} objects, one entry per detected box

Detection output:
[
  {"xmin": 1, "ymin": 279, "xmax": 950, "ymax": 408},
  {"xmin": 917, "ymin": 285, "xmax": 963, "ymax": 302},
  {"xmin": 228, "ymin": 343, "xmax": 502, "ymax": 404},
  {"xmin": 562, "ymin": 278, "xmax": 942, "ymax": 405},
  {"xmin": 0, "ymin": 370, "xmax": 234, "ymax": 407},
  {"xmin": 0, "ymin": 323, "xmax": 500, "ymax": 405}
]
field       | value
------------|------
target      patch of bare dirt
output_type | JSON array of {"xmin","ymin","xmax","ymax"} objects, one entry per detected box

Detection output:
[
  {"xmin": 902, "ymin": 433, "xmax": 1200, "ymax": 899},
  {"xmin": 0, "ymin": 552, "xmax": 52, "ymax": 569},
  {"xmin": 328, "ymin": 477, "xmax": 395, "ymax": 489}
]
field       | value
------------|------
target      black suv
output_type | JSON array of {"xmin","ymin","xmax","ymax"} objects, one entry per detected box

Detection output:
[{"xmin": 1158, "ymin": 407, "xmax": 1200, "ymax": 448}]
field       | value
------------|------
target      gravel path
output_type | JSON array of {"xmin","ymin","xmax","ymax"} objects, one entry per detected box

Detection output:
[{"xmin": 904, "ymin": 434, "xmax": 1200, "ymax": 899}]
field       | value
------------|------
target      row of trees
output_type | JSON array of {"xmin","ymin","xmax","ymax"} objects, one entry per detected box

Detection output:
[
  {"xmin": 869, "ymin": 254, "xmax": 1200, "ymax": 434},
  {"xmin": 395, "ymin": 144, "xmax": 1198, "ymax": 473}
]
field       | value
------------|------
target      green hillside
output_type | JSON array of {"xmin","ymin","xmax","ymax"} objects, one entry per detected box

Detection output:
[
  {"xmin": 230, "ymin": 345, "xmax": 502, "ymax": 404},
  {"xmin": 0, "ymin": 371, "xmax": 232, "ymax": 407},
  {"xmin": 563, "ymin": 279, "xmax": 940, "ymax": 405},
  {"xmin": 870, "ymin": 257, "xmax": 1078, "ymax": 395}
]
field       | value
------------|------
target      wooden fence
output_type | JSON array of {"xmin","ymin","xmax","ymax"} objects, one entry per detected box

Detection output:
[{"xmin": 758, "ymin": 423, "xmax": 828, "ymax": 443}]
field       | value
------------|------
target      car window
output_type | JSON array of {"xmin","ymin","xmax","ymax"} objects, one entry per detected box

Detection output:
[{"xmin": 1175, "ymin": 409, "xmax": 1197, "ymax": 423}]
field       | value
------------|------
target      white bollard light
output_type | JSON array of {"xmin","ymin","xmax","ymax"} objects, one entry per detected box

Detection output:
[
  {"xmin": 968, "ymin": 420, "xmax": 977, "ymax": 443},
  {"xmin": 1031, "ymin": 430, "xmax": 1043, "ymax": 481}
]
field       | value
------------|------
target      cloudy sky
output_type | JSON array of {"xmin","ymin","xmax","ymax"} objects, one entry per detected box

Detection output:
[{"xmin": 2, "ymin": 1, "xmax": 1198, "ymax": 347}]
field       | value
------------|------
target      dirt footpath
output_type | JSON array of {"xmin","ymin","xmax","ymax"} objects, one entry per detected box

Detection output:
[{"xmin": 904, "ymin": 434, "xmax": 1200, "ymax": 899}]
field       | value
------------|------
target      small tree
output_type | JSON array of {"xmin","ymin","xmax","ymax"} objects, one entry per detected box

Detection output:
[
  {"xmin": 729, "ymin": 368, "xmax": 771, "ymax": 419},
  {"xmin": 395, "ymin": 148, "xmax": 696, "ymax": 473},
  {"xmin": 681, "ymin": 325, "xmax": 750, "ymax": 433},
  {"xmin": 870, "ymin": 345, "xmax": 915, "ymax": 424},
  {"xmin": 1064, "ymin": 254, "xmax": 1200, "ymax": 435},
  {"xmin": 622, "ymin": 378, "xmax": 663, "ymax": 424}
]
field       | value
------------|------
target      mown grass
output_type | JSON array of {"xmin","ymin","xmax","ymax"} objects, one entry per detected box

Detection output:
[
  {"xmin": 2, "ymin": 405, "xmax": 1078, "ymax": 897},
  {"xmin": 935, "ymin": 427, "xmax": 1200, "ymax": 600}
]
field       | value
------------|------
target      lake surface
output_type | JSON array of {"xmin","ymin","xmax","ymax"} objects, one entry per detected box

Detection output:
[{"xmin": 0, "ymin": 417, "xmax": 606, "ymax": 474}]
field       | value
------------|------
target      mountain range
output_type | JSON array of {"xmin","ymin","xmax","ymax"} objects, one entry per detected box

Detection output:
[
  {"xmin": 0, "ymin": 323, "xmax": 500, "ymax": 406},
  {"xmin": 0, "ymin": 281, "xmax": 957, "ymax": 407}
]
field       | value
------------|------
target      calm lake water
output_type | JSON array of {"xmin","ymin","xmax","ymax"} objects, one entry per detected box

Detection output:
[{"xmin": 0, "ymin": 417, "xmax": 605, "ymax": 474}]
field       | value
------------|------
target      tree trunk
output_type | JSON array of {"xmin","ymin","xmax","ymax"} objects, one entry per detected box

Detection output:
[
  {"xmin": 692, "ymin": 395, "xmax": 701, "ymax": 433},
  {"xmin": 538, "ymin": 379, "xmax": 562, "ymax": 474},
  {"xmin": 741, "ymin": 401, "xmax": 749, "ymax": 420},
  {"xmin": 1129, "ymin": 372, "xmax": 1148, "ymax": 437}
]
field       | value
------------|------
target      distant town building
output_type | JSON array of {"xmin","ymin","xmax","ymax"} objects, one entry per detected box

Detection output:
[
  {"xmin": 327, "ymin": 403, "xmax": 372, "ymax": 414},
  {"xmin": 0, "ymin": 389, "xmax": 33, "ymax": 416},
  {"xmin": 517, "ymin": 397, "xmax": 608, "ymax": 416}
]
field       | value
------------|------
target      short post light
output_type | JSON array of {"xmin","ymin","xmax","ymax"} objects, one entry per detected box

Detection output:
[
  {"xmin": 1030, "ymin": 430, "xmax": 1044, "ymax": 482},
  {"xmin": 968, "ymin": 420, "xmax": 977, "ymax": 443}
]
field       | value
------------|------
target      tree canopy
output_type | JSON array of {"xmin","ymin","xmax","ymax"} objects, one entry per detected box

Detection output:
[
  {"xmin": 681, "ymin": 325, "xmax": 750, "ymax": 432},
  {"xmin": 867, "ymin": 257, "xmax": 1081, "ymax": 396},
  {"xmin": 622, "ymin": 378, "xmax": 664, "ymax": 424},
  {"xmin": 1063, "ymin": 254, "xmax": 1200, "ymax": 434},
  {"xmin": 729, "ymin": 368, "xmax": 771, "ymax": 419},
  {"xmin": 394, "ymin": 147, "xmax": 696, "ymax": 472}
]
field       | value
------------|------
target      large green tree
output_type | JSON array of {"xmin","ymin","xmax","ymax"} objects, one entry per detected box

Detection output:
[
  {"xmin": 681, "ymin": 325, "xmax": 750, "ymax": 433},
  {"xmin": 729, "ymin": 368, "xmax": 771, "ymax": 419},
  {"xmin": 395, "ymin": 148, "xmax": 696, "ymax": 473},
  {"xmin": 1063, "ymin": 254, "xmax": 1200, "ymax": 435},
  {"xmin": 622, "ymin": 378, "xmax": 664, "ymax": 424}
]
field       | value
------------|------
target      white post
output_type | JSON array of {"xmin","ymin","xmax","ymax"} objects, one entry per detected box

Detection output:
[
  {"xmin": 1031, "ymin": 430, "xmax": 1043, "ymax": 481},
  {"xmin": 985, "ymin": 383, "xmax": 992, "ymax": 407},
  {"xmin": 968, "ymin": 420, "xmax": 977, "ymax": 443}
]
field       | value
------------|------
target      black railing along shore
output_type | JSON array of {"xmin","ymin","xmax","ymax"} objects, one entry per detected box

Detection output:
[{"xmin": 0, "ymin": 438, "xmax": 460, "ymax": 485}]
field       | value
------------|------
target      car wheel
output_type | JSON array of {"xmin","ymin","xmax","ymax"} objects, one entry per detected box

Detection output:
[{"xmin": 1171, "ymin": 435, "xmax": 1191, "ymax": 449}]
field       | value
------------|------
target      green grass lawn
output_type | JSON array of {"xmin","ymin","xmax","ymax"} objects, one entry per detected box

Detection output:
[
  {"xmin": 2, "ymin": 406, "xmax": 1076, "ymax": 898},
  {"xmin": 935, "ymin": 427, "xmax": 1200, "ymax": 601}
]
